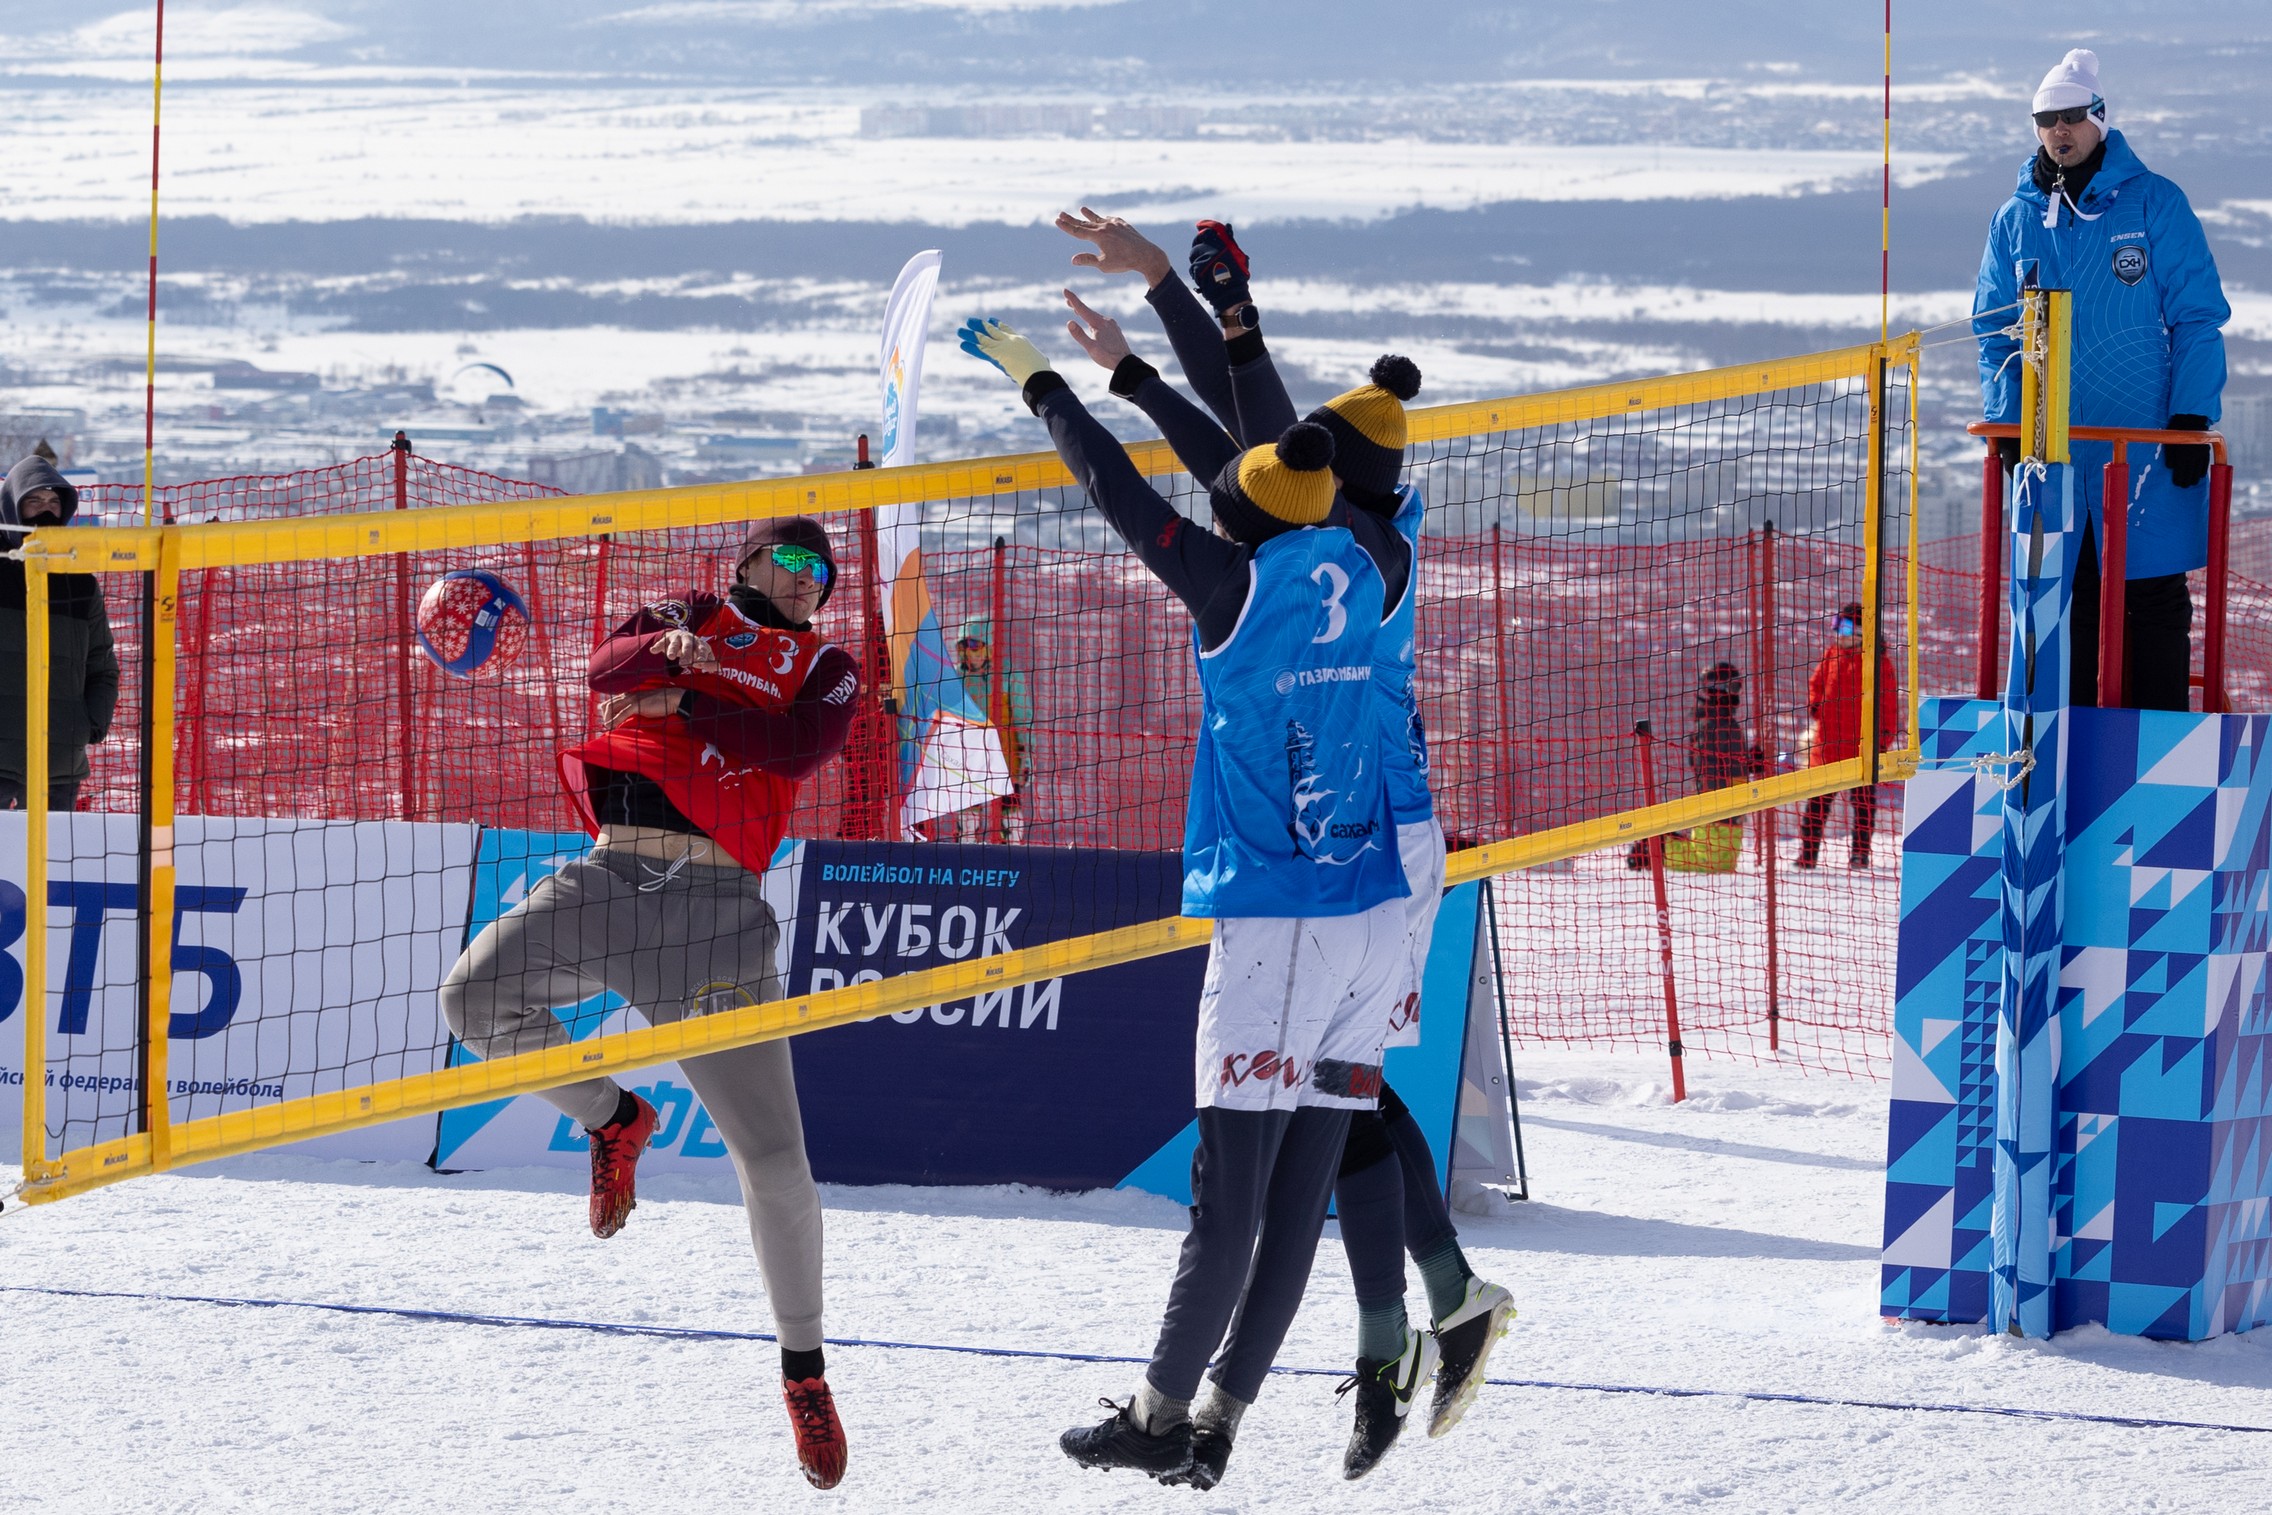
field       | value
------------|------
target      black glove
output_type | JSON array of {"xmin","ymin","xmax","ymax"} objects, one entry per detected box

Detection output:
[
  {"xmin": 2164, "ymin": 413, "xmax": 2210, "ymax": 490},
  {"xmin": 1189, "ymin": 220, "xmax": 1251, "ymax": 317},
  {"xmin": 1996, "ymin": 435, "xmax": 2022, "ymax": 473}
]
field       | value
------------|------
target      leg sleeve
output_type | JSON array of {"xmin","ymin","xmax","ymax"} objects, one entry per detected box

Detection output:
[
  {"xmin": 1334, "ymin": 1142, "xmax": 1410, "ymax": 1308},
  {"xmin": 1209, "ymin": 1105, "xmax": 1353, "ymax": 1405},
  {"xmin": 1147, "ymin": 1105, "xmax": 1289, "ymax": 1402},
  {"xmin": 1380, "ymin": 1085, "xmax": 1459, "ymax": 1258},
  {"xmin": 437, "ymin": 861, "xmax": 624, "ymax": 1131}
]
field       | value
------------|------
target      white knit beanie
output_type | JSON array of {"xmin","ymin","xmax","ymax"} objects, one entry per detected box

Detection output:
[{"xmin": 2033, "ymin": 49, "xmax": 2109, "ymax": 131}]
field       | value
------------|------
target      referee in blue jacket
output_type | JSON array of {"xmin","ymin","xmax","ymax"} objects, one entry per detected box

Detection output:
[{"xmin": 1973, "ymin": 48, "xmax": 2231, "ymax": 711}]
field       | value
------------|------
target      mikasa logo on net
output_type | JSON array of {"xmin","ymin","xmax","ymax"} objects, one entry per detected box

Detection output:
[{"xmin": 1273, "ymin": 665, "xmax": 1370, "ymax": 695}]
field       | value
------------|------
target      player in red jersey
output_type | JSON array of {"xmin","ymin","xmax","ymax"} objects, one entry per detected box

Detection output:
[{"xmin": 439, "ymin": 517, "xmax": 859, "ymax": 1489}]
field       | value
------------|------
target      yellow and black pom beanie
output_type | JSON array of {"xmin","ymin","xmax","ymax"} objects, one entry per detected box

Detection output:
[
  {"xmin": 1307, "ymin": 354, "xmax": 1421, "ymax": 505},
  {"xmin": 1209, "ymin": 421, "xmax": 1337, "ymax": 541}
]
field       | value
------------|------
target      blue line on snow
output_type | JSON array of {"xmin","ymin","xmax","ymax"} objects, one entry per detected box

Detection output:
[{"xmin": 7, "ymin": 1284, "xmax": 2268, "ymax": 1437}]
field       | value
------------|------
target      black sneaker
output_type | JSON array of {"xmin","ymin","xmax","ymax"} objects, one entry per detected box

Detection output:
[
  {"xmin": 1429, "ymin": 1278, "xmax": 1516, "ymax": 1438},
  {"xmin": 1060, "ymin": 1399, "xmax": 1193, "ymax": 1478},
  {"xmin": 1337, "ymin": 1329, "xmax": 1440, "ymax": 1480},
  {"xmin": 1157, "ymin": 1423, "xmax": 1231, "ymax": 1490}
]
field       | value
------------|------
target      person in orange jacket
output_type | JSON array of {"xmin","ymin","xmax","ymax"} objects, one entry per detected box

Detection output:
[{"xmin": 1798, "ymin": 602, "xmax": 1899, "ymax": 869}]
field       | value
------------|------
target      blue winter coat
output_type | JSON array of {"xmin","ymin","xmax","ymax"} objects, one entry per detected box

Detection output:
[{"xmin": 1973, "ymin": 130, "xmax": 2230, "ymax": 578}]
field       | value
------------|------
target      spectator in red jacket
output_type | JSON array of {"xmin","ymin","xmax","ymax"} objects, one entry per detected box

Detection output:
[{"xmin": 1799, "ymin": 602, "xmax": 1899, "ymax": 869}]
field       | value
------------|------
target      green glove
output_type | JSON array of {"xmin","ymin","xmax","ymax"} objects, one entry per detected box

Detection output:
[{"xmin": 957, "ymin": 318, "xmax": 1052, "ymax": 386}]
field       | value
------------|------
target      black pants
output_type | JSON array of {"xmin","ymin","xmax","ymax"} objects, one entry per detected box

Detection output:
[
  {"xmin": 2069, "ymin": 524, "xmax": 2193, "ymax": 711},
  {"xmin": 0, "ymin": 776, "xmax": 82, "ymax": 811},
  {"xmin": 1799, "ymin": 786, "xmax": 1877, "ymax": 865},
  {"xmin": 1147, "ymin": 1104, "xmax": 1351, "ymax": 1404}
]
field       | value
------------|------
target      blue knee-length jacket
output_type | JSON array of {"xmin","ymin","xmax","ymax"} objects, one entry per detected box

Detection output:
[{"xmin": 1972, "ymin": 129, "xmax": 2230, "ymax": 578}]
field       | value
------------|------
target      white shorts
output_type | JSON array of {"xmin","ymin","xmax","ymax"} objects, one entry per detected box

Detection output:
[
  {"xmin": 1195, "ymin": 895, "xmax": 1408, "ymax": 1113},
  {"xmin": 1382, "ymin": 816, "xmax": 1448, "ymax": 1050}
]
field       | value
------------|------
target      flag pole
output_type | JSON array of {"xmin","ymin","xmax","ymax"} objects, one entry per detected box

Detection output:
[
  {"xmin": 1881, "ymin": 0, "xmax": 1893, "ymax": 346},
  {"xmin": 144, "ymin": 0, "xmax": 166, "ymax": 523}
]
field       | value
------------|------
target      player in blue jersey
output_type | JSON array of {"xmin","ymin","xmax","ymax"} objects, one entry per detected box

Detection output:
[
  {"xmin": 960, "ymin": 312, "xmax": 1413, "ymax": 1490},
  {"xmin": 1058, "ymin": 209, "xmax": 1514, "ymax": 1478}
]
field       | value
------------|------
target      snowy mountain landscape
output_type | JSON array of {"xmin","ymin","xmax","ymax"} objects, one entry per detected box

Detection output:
[{"xmin": 0, "ymin": 0, "xmax": 2265, "ymax": 529}]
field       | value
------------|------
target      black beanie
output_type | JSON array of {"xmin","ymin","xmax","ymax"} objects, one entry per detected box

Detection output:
[
  {"xmin": 736, "ymin": 516, "xmax": 838, "ymax": 611},
  {"xmin": 1306, "ymin": 354, "xmax": 1421, "ymax": 506},
  {"xmin": 1208, "ymin": 422, "xmax": 1337, "ymax": 545}
]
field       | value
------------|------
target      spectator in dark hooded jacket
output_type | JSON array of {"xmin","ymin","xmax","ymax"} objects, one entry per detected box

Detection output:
[
  {"xmin": 1628, "ymin": 661, "xmax": 1765, "ymax": 868},
  {"xmin": 1686, "ymin": 661, "xmax": 1766, "ymax": 792},
  {"xmin": 0, "ymin": 456, "xmax": 117, "ymax": 810}
]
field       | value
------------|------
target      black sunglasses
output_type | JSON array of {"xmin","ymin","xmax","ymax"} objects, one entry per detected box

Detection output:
[{"xmin": 2033, "ymin": 105, "xmax": 2095, "ymax": 128}]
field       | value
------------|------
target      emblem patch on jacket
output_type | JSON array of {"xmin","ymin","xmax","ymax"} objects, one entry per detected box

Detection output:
[{"xmin": 2111, "ymin": 244, "xmax": 2148, "ymax": 286}]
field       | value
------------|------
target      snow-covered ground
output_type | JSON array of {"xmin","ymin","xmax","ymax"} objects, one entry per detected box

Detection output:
[{"xmin": 6, "ymin": 1046, "xmax": 2270, "ymax": 1513}]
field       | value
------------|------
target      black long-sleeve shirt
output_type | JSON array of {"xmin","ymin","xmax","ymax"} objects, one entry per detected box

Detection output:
[
  {"xmin": 1144, "ymin": 274, "xmax": 1299, "ymax": 447},
  {"xmin": 1027, "ymin": 373, "xmax": 1408, "ymax": 650}
]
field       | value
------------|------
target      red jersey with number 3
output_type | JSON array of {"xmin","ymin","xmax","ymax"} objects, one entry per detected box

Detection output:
[{"xmin": 561, "ymin": 595, "xmax": 829, "ymax": 871}]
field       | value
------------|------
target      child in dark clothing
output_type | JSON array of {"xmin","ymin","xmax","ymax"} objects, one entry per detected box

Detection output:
[
  {"xmin": 1627, "ymin": 661, "xmax": 1765, "ymax": 869},
  {"xmin": 1688, "ymin": 661, "xmax": 1767, "ymax": 791}
]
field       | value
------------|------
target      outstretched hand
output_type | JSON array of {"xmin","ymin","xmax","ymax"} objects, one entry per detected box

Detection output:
[
  {"xmin": 1055, "ymin": 207, "xmax": 1174, "ymax": 288},
  {"xmin": 957, "ymin": 318, "xmax": 1052, "ymax": 386},
  {"xmin": 1061, "ymin": 288, "xmax": 1134, "ymax": 372}
]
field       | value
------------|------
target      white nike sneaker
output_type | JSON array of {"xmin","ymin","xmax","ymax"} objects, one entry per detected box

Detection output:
[{"xmin": 1429, "ymin": 1278, "xmax": 1517, "ymax": 1438}]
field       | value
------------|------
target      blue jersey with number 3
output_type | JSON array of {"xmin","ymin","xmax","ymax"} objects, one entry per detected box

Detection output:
[
  {"xmin": 1182, "ymin": 527, "xmax": 1409, "ymax": 919},
  {"xmin": 1376, "ymin": 485, "xmax": 1433, "ymax": 826}
]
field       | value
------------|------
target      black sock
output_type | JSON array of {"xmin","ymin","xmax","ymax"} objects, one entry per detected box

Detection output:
[
  {"xmin": 602, "ymin": 1088, "xmax": 639, "ymax": 1130},
  {"xmin": 782, "ymin": 1346, "xmax": 826, "ymax": 1383}
]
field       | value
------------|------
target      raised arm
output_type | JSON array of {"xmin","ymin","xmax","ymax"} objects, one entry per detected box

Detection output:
[
  {"xmin": 1056, "ymin": 207, "xmax": 1242, "ymax": 433},
  {"xmin": 1188, "ymin": 220, "xmax": 1300, "ymax": 444},
  {"xmin": 957, "ymin": 316, "xmax": 1253, "ymax": 645},
  {"xmin": 1059, "ymin": 287, "xmax": 1238, "ymax": 482}
]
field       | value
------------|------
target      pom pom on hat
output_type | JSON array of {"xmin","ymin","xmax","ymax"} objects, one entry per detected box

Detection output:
[
  {"xmin": 1273, "ymin": 420, "xmax": 1335, "ymax": 474},
  {"xmin": 1368, "ymin": 354, "xmax": 1422, "ymax": 403},
  {"xmin": 2033, "ymin": 48, "xmax": 2107, "ymax": 127}
]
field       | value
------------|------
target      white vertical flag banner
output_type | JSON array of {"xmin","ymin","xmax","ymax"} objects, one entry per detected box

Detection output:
[{"xmin": 875, "ymin": 251, "xmax": 1012, "ymax": 834}]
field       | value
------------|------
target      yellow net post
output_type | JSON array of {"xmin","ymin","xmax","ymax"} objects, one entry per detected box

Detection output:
[
  {"xmin": 1862, "ymin": 348, "xmax": 1887, "ymax": 780},
  {"xmin": 143, "ymin": 536, "xmax": 181, "ymax": 1169},
  {"xmin": 20, "ymin": 554, "xmax": 50, "ymax": 1186}
]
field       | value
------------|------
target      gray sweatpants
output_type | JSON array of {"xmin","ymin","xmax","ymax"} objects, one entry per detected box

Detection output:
[{"xmin": 437, "ymin": 846, "xmax": 824, "ymax": 1351}]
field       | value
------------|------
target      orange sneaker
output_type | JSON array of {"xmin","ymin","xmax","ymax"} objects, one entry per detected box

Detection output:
[
  {"xmin": 784, "ymin": 1376, "xmax": 848, "ymax": 1490},
  {"xmin": 586, "ymin": 1093, "xmax": 658, "ymax": 1239}
]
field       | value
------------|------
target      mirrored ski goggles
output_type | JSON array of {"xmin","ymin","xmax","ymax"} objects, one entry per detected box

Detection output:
[
  {"xmin": 766, "ymin": 544, "xmax": 832, "ymax": 584},
  {"xmin": 1834, "ymin": 617, "xmax": 1860, "ymax": 638},
  {"xmin": 2032, "ymin": 104, "xmax": 2097, "ymax": 128},
  {"xmin": 956, "ymin": 637, "xmax": 990, "ymax": 653}
]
